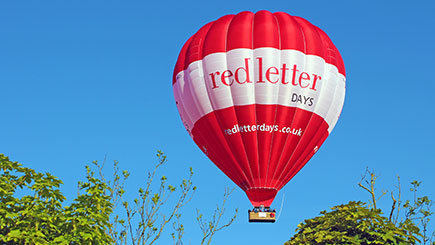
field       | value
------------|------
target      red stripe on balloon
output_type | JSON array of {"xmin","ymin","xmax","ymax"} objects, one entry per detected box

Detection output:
[
  {"xmin": 245, "ymin": 188, "xmax": 278, "ymax": 207},
  {"xmin": 202, "ymin": 15, "xmax": 234, "ymax": 57},
  {"xmin": 293, "ymin": 17, "xmax": 325, "ymax": 60},
  {"xmin": 191, "ymin": 104, "xmax": 329, "ymax": 206},
  {"xmin": 278, "ymin": 131, "xmax": 329, "ymax": 190},
  {"xmin": 173, "ymin": 10, "xmax": 346, "ymax": 83},
  {"xmin": 273, "ymin": 115, "xmax": 330, "ymax": 189},
  {"xmin": 227, "ymin": 11, "xmax": 254, "ymax": 50},
  {"xmin": 316, "ymin": 26, "xmax": 346, "ymax": 75},
  {"xmin": 274, "ymin": 12, "xmax": 305, "ymax": 52},
  {"xmin": 191, "ymin": 113, "xmax": 252, "ymax": 190},
  {"xmin": 173, "ymin": 35, "xmax": 194, "ymax": 84},
  {"xmin": 184, "ymin": 22, "xmax": 214, "ymax": 71},
  {"xmin": 253, "ymin": 10, "xmax": 280, "ymax": 49}
]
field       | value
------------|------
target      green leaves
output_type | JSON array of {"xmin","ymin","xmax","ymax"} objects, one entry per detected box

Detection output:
[
  {"xmin": 0, "ymin": 153, "xmax": 113, "ymax": 244},
  {"xmin": 1, "ymin": 151, "xmax": 235, "ymax": 245},
  {"xmin": 286, "ymin": 201, "xmax": 420, "ymax": 245},
  {"xmin": 286, "ymin": 174, "xmax": 435, "ymax": 245},
  {"xmin": 196, "ymin": 187, "xmax": 238, "ymax": 245},
  {"xmin": 112, "ymin": 150, "xmax": 198, "ymax": 245}
]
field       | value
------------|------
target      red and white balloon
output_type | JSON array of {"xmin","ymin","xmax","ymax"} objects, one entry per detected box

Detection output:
[{"xmin": 173, "ymin": 10, "xmax": 345, "ymax": 207}]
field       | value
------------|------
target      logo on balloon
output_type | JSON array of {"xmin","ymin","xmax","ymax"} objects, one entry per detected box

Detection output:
[{"xmin": 208, "ymin": 57, "xmax": 321, "ymax": 91}]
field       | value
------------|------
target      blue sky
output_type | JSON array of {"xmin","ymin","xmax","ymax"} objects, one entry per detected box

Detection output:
[{"xmin": 1, "ymin": 1, "xmax": 434, "ymax": 244}]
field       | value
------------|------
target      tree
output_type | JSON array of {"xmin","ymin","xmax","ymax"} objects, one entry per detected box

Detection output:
[
  {"xmin": 196, "ymin": 187, "xmax": 238, "ymax": 245},
  {"xmin": 286, "ymin": 169, "xmax": 434, "ymax": 245},
  {"xmin": 101, "ymin": 151, "xmax": 238, "ymax": 245},
  {"xmin": 286, "ymin": 201, "xmax": 419, "ymax": 244},
  {"xmin": 0, "ymin": 152, "xmax": 237, "ymax": 244},
  {"xmin": 102, "ymin": 151, "xmax": 197, "ymax": 244},
  {"xmin": 0, "ymin": 153, "xmax": 113, "ymax": 244}
]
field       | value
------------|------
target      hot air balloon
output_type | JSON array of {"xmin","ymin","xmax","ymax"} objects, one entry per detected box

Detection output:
[{"xmin": 172, "ymin": 10, "xmax": 345, "ymax": 222}]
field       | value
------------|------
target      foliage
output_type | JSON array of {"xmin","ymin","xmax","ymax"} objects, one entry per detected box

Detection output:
[
  {"xmin": 102, "ymin": 150, "xmax": 197, "ymax": 245},
  {"xmin": 286, "ymin": 169, "xmax": 434, "ymax": 245},
  {"xmin": 0, "ymin": 153, "xmax": 113, "ymax": 244},
  {"xmin": 286, "ymin": 201, "xmax": 419, "ymax": 244},
  {"xmin": 358, "ymin": 170, "xmax": 434, "ymax": 244},
  {"xmin": 102, "ymin": 150, "xmax": 238, "ymax": 245},
  {"xmin": 1, "ymin": 151, "xmax": 237, "ymax": 244},
  {"xmin": 402, "ymin": 181, "xmax": 434, "ymax": 244},
  {"xmin": 196, "ymin": 187, "xmax": 238, "ymax": 245}
]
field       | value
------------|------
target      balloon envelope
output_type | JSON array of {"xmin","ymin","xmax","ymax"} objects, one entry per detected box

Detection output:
[{"xmin": 173, "ymin": 10, "xmax": 346, "ymax": 207}]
